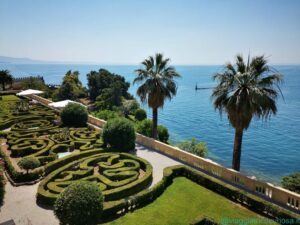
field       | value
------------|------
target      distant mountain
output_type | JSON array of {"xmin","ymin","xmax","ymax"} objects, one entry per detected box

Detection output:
[{"xmin": 0, "ymin": 56, "xmax": 50, "ymax": 64}]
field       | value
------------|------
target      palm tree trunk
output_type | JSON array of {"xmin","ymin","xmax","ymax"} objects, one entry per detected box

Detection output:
[
  {"xmin": 152, "ymin": 108, "xmax": 158, "ymax": 139},
  {"xmin": 232, "ymin": 128, "xmax": 243, "ymax": 171}
]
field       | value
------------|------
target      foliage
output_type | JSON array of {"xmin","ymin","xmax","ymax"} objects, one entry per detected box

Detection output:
[
  {"xmin": 87, "ymin": 69, "xmax": 131, "ymax": 101},
  {"xmin": 54, "ymin": 70, "xmax": 86, "ymax": 101},
  {"xmin": 95, "ymin": 82, "xmax": 123, "ymax": 110},
  {"xmin": 136, "ymin": 119, "xmax": 169, "ymax": 143},
  {"xmin": 133, "ymin": 53, "xmax": 180, "ymax": 139},
  {"xmin": 157, "ymin": 125, "xmax": 169, "ymax": 143},
  {"xmin": 37, "ymin": 151, "xmax": 152, "ymax": 206},
  {"xmin": 51, "ymin": 128, "xmax": 70, "ymax": 142},
  {"xmin": 177, "ymin": 138, "xmax": 208, "ymax": 157},
  {"xmin": 92, "ymin": 110, "xmax": 120, "ymax": 121},
  {"xmin": 211, "ymin": 55, "xmax": 283, "ymax": 171},
  {"xmin": 135, "ymin": 108, "xmax": 147, "ymax": 121},
  {"xmin": 17, "ymin": 156, "xmax": 40, "ymax": 173},
  {"xmin": 60, "ymin": 103, "xmax": 88, "ymax": 127},
  {"xmin": 102, "ymin": 118, "xmax": 136, "ymax": 151},
  {"xmin": 190, "ymin": 217, "xmax": 220, "ymax": 225},
  {"xmin": 54, "ymin": 181, "xmax": 103, "ymax": 225},
  {"xmin": 120, "ymin": 99, "xmax": 140, "ymax": 117},
  {"xmin": 16, "ymin": 100, "xmax": 29, "ymax": 113},
  {"xmin": 20, "ymin": 77, "xmax": 52, "ymax": 98},
  {"xmin": 107, "ymin": 176, "xmax": 275, "ymax": 225},
  {"xmin": 282, "ymin": 173, "xmax": 300, "ymax": 194},
  {"xmin": 0, "ymin": 147, "xmax": 41, "ymax": 182},
  {"xmin": 0, "ymin": 70, "xmax": 13, "ymax": 91}
]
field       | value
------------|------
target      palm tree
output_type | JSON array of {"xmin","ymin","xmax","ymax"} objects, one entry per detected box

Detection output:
[
  {"xmin": 211, "ymin": 54, "xmax": 283, "ymax": 171},
  {"xmin": 0, "ymin": 70, "xmax": 13, "ymax": 91},
  {"xmin": 133, "ymin": 53, "xmax": 180, "ymax": 139}
]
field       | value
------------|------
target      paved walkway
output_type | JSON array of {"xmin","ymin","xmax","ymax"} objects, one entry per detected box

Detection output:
[{"xmin": 0, "ymin": 144, "xmax": 182, "ymax": 225}]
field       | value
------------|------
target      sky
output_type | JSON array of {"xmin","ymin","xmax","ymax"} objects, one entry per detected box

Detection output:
[{"xmin": 0, "ymin": 0, "xmax": 300, "ymax": 65}]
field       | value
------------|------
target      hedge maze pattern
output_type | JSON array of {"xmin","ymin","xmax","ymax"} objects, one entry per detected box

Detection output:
[
  {"xmin": 37, "ymin": 152, "xmax": 152, "ymax": 204},
  {"xmin": 1, "ymin": 96, "xmax": 102, "ymax": 166}
]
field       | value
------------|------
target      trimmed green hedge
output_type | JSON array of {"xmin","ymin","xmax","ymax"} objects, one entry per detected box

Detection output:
[
  {"xmin": 37, "ymin": 151, "xmax": 152, "ymax": 205},
  {"xmin": 101, "ymin": 166, "xmax": 299, "ymax": 223},
  {"xmin": 0, "ymin": 148, "xmax": 42, "ymax": 183},
  {"xmin": 190, "ymin": 217, "xmax": 220, "ymax": 225}
]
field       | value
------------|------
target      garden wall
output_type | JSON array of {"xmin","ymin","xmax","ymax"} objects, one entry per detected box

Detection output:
[{"xmin": 29, "ymin": 94, "xmax": 300, "ymax": 214}]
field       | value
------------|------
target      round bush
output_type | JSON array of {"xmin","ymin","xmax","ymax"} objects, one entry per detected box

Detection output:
[
  {"xmin": 60, "ymin": 103, "xmax": 88, "ymax": 127},
  {"xmin": 282, "ymin": 172, "xmax": 300, "ymax": 194},
  {"xmin": 102, "ymin": 118, "xmax": 135, "ymax": 152},
  {"xmin": 134, "ymin": 108, "xmax": 147, "ymax": 121},
  {"xmin": 17, "ymin": 156, "xmax": 40, "ymax": 173},
  {"xmin": 136, "ymin": 119, "xmax": 169, "ymax": 143},
  {"xmin": 157, "ymin": 125, "xmax": 169, "ymax": 143},
  {"xmin": 54, "ymin": 181, "xmax": 103, "ymax": 225}
]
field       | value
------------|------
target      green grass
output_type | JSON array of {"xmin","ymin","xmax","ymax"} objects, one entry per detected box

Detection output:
[
  {"xmin": 0, "ymin": 95, "xmax": 20, "ymax": 101},
  {"xmin": 105, "ymin": 177, "xmax": 278, "ymax": 225}
]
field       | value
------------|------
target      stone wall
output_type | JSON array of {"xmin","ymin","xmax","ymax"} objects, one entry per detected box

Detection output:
[{"xmin": 29, "ymin": 94, "xmax": 300, "ymax": 213}]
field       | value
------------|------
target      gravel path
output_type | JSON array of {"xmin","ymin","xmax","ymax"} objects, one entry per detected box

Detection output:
[
  {"xmin": 0, "ymin": 181, "xmax": 59, "ymax": 225},
  {"xmin": 0, "ymin": 144, "xmax": 182, "ymax": 225}
]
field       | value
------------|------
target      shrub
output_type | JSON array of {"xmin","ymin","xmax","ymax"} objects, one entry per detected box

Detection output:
[
  {"xmin": 54, "ymin": 181, "xmax": 103, "ymax": 225},
  {"xmin": 177, "ymin": 138, "xmax": 208, "ymax": 157},
  {"xmin": 190, "ymin": 216, "xmax": 220, "ymax": 225},
  {"xmin": 17, "ymin": 156, "xmax": 40, "ymax": 173},
  {"xmin": 135, "ymin": 108, "xmax": 147, "ymax": 121},
  {"xmin": 136, "ymin": 119, "xmax": 169, "ymax": 143},
  {"xmin": 93, "ymin": 110, "xmax": 120, "ymax": 121},
  {"xmin": 102, "ymin": 118, "xmax": 135, "ymax": 152},
  {"xmin": 158, "ymin": 125, "xmax": 169, "ymax": 143},
  {"xmin": 282, "ymin": 172, "xmax": 300, "ymax": 194},
  {"xmin": 121, "ymin": 99, "xmax": 140, "ymax": 117},
  {"xmin": 60, "ymin": 103, "xmax": 88, "ymax": 127},
  {"xmin": 136, "ymin": 119, "xmax": 152, "ymax": 137}
]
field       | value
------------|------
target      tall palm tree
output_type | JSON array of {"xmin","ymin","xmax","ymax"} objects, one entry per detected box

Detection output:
[
  {"xmin": 133, "ymin": 53, "xmax": 180, "ymax": 139},
  {"xmin": 211, "ymin": 55, "xmax": 283, "ymax": 171},
  {"xmin": 0, "ymin": 70, "xmax": 13, "ymax": 91}
]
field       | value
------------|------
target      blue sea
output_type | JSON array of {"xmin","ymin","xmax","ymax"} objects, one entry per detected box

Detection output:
[{"xmin": 1, "ymin": 63, "xmax": 300, "ymax": 184}]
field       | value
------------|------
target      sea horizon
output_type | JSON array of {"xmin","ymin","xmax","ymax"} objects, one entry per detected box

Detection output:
[{"xmin": 1, "ymin": 63, "xmax": 299, "ymax": 184}]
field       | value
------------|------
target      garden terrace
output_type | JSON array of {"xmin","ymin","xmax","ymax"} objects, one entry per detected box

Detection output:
[
  {"xmin": 37, "ymin": 151, "xmax": 152, "ymax": 205},
  {"xmin": 0, "ymin": 94, "xmax": 299, "ymax": 225},
  {"xmin": 0, "ymin": 95, "xmax": 102, "ymax": 182}
]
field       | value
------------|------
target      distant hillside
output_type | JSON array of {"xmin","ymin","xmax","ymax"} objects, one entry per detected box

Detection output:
[
  {"xmin": 0, "ymin": 56, "xmax": 48, "ymax": 64},
  {"xmin": 0, "ymin": 56, "xmax": 73, "ymax": 64}
]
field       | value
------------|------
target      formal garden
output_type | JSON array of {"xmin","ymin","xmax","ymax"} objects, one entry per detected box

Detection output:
[{"xmin": 0, "ymin": 94, "xmax": 299, "ymax": 225}]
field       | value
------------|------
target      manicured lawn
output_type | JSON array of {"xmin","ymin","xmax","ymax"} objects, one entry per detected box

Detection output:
[
  {"xmin": 1, "ymin": 95, "xmax": 19, "ymax": 101},
  {"xmin": 106, "ymin": 177, "xmax": 278, "ymax": 225}
]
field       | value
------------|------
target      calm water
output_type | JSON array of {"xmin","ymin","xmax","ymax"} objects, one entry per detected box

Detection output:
[{"xmin": 1, "ymin": 63, "xmax": 300, "ymax": 183}]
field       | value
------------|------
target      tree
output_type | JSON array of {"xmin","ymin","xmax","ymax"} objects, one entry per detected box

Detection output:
[
  {"xmin": 120, "ymin": 99, "xmax": 140, "ymax": 117},
  {"xmin": 177, "ymin": 138, "xmax": 208, "ymax": 157},
  {"xmin": 17, "ymin": 157, "xmax": 40, "ymax": 174},
  {"xmin": 54, "ymin": 181, "xmax": 103, "ymax": 225},
  {"xmin": 95, "ymin": 83, "xmax": 123, "ymax": 110},
  {"xmin": 54, "ymin": 70, "xmax": 85, "ymax": 101},
  {"xmin": 60, "ymin": 103, "xmax": 88, "ymax": 127},
  {"xmin": 135, "ymin": 119, "xmax": 169, "ymax": 143},
  {"xmin": 102, "ymin": 118, "xmax": 136, "ymax": 152},
  {"xmin": 282, "ymin": 173, "xmax": 300, "ymax": 194},
  {"xmin": 133, "ymin": 53, "xmax": 180, "ymax": 139},
  {"xmin": 211, "ymin": 55, "xmax": 283, "ymax": 171},
  {"xmin": 0, "ymin": 70, "xmax": 13, "ymax": 91},
  {"xmin": 87, "ymin": 69, "xmax": 130, "ymax": 101},
  {"xmin": 135, "ymin": 108, "xmax": 147, "ymax": 121},
  {"xmin": 21, "ymin": 77, "xmax": 52, "ymax": 98}
]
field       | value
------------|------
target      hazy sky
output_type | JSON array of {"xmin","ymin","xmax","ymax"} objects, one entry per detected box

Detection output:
[{"xmin": 0, "ymin": 0, "xmax": 300, "ymax": 64}]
